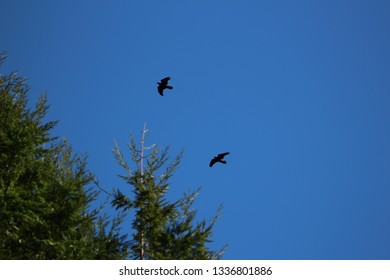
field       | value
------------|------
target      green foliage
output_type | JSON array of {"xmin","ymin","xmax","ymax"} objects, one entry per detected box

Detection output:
[
  {"xmin": 0, "ymin": 56, "xmax": 129, "ymax": 259},
  {"xmin": 157, "ymin": 189, "xmax": 225, "ymax": 260},
  {"xmin": 111, "ymin": 126, "xmax": 227, "ymax": 259}
]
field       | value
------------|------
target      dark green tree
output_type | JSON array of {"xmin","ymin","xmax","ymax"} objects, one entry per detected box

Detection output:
[
  {"xmin": 0, "ymin": 55, "xmax": 129, "ymax": 259},
  {"xmin": 111, "ymin": 124, "xmax": 227, "ymax": 259}
]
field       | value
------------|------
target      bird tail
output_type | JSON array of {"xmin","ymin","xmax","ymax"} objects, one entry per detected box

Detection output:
[{"xmin": 166, "ymin": 86, "xmax": 173, "ymax": 89}]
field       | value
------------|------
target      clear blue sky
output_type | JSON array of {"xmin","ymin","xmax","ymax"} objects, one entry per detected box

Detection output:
[{"xmin": 2, "ymin": 0, "xmax": 390, "ymax": 259}]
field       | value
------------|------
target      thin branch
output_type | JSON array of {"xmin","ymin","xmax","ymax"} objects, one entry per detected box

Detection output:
[
  {"xmin": 139, "ymin": 122, "xmax": 148, "ymax": 260},
  {"xmin": 140, "ymin": 122, "xmax": 147, "ymax": 176}
]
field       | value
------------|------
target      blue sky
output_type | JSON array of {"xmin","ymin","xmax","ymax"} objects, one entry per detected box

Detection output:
[{"xmin": 2, "ymin": 0, "xmax": 390, "ymax": 259}]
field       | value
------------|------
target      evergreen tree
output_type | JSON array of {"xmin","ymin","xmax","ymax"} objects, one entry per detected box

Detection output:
[
  {"xmin": 111, "ymin": 124, "xmax": 227, "ymax": 259},
  {"xmin": 0, "ymin": 55, "xmax": 129, "ymax": 259}
]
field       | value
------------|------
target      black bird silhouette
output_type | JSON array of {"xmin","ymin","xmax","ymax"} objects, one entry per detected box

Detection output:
[
  {"xmin": 157, "ymin": 77, "xmax": 173, "ymax": 96},
  {"xmin": 209, "ymin": 152, "xmax": 230, "ymax": 167}
]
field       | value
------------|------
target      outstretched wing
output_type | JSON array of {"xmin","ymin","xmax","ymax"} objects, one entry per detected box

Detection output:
[
  {"xmin": 160, "ymin": 77, "xmax": 170, "ymax": 84},
  {"xmin": 157, "ymin": 85, "xmax": 164, "ymax": 96},
  {"xmin": 217, "ymin": 152, "xmax": 230, "ymax": 159},
  {"xmin": 209, "ymin": 157, "xmax": 217, "ymax": 167}
]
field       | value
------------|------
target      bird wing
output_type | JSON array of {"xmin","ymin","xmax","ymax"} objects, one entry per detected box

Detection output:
[
  {"xmin": 217, "ymin": 152, "xmax": 230, "ymax": 159},
  {"xmin": 209, "ymin": 158, "xmax": 217, "ymax": 167},
  {"xmin": 157, "ymin": 85, "xmax": 164, "ymax": 96},
  {"xmin": 161, "ymin": 77, "xmax": 170, "ymax": 83}
]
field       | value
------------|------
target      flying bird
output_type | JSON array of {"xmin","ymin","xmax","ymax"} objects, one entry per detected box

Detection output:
[
  {"xmin": 209, "ymin": 152, "xmax": 230, "ymax": 167},
  {"xmin": 157, "ymin": 77, "xmax": 173, "ymax": 96}
]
